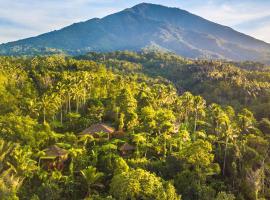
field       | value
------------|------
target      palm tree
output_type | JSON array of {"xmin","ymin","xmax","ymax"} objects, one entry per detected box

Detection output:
[
  {"xmin": 39, "ymin": 93, "xmax": 60, "ymax": 123},
  {"xmin": 210, "ymin": 105, "xmax": 239, "ymax": 175},
  {"xmin": 175, "ymin": 129, "xmax": 191, "ymax": 152},
  {"xmin": 81, "ymin": 166, "xmax": 104, "ymax": 196},
  {"xmin": 132, "ymin": 133, "xmax": 147, "ymax": 157},
  {"xmin": 193, "ymin": 96, "xmax": 206, "ymax": 133},
  {"xmin": 209, "ymin": 103, "xmax": 223, "ymax": 136},
  {"xmin": 77, "ymin": 71, "xmax": 94, "ymax": 108},
  {"xmin": 0, "ymin": 140, "xmax": 23, "ymax": 199},
  {"xmin": 40, "ymin": 94, "xmax": 51, "ymax": 123},
  {"xmin": 71, "ymin": 77, "xmax": 85, "ymax": 113},
  {"xmin": 56, "ymin": 82, "xmax": 67, "ymax": 125},
  {"xmin": 179, "ymin": 92, "xmax": 194, "ymax": 124},
  {"xmin": 221, "ymin": 118, "xmax": 238, "ymax": 176},
  {"xmin": 79, "ymin": 134, "xmax": 95, "ymax": 147},
  {"xmin": 237, "ymin": 108, "xmax": 256, "ymax": 135},
  {"xmin": 0, "ymin": 139, "xmax": 15, "ymax": 171},
  {"xmin": 162, "ymin": 133, "xmax": 172, "ymax": 158},
  {"xmin": 100, "ymin": 139, "xmax": 122, "ymax": 168},
  {"xmin": 62, "ymin": 73, "xmax": 74, "ymax": 113},
  {"xmin": 0, "ymin": 169, "xmax": 24, "ymax": 199},
  {"xmin": 68, "ymin": 147, "xmax": 84, "ymax": 177}
]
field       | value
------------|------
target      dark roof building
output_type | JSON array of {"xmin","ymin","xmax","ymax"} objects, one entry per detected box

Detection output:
[
  {"xmin": 81, "ymin": 123, "xmax": 115, "ymax": 138},
  {"xmin": 43, "ymin": 145, "xmax": 68, "ymax": 158},
  {"xmin": 119, "ymin": 143, "xmax": 135, "ymax": 156},
  {"xmin": 40, "ymin": 145, "xmax": 69, "ymax": 171},
  {"xmin": 120, "ymin": 143, "xmax": 135, "ymax": 151}
]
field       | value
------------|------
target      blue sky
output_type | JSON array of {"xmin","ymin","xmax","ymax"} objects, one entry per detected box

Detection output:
[{"xmin": 0, "ymin": 0, "xmax": 270, "ymax": 44}]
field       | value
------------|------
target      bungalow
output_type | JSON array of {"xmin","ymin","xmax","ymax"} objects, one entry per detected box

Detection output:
[
  {"xmin": 80, "ymin": 123, "xmax": 115, "ymax": 139},
  {"xmin": 119, "ymin": 143, "xmax": 135, "ymax": 156},
  {"xmin": 40, "ymin": 145, "xmax": 69, "ymax": 171}
]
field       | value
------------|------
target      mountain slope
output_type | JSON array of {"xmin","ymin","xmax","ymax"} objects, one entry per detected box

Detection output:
[{"xmin": 1, "ymin": 3, "xmax": 270, "ymax": 62}]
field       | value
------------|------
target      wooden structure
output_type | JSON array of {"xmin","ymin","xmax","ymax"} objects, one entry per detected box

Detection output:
[
  {"xmin": 40, "ymin": 145, "xmax": 69, "ymax": 171},
  {"xmin": 111, "ymin": 130, "xmax": 126, "ymax": 139},
  {"xmin": 119, "ymin": 143, "xmax": 135, "ymax": 156},
  {"xmin": 80, "ymin": 123, "xmax": 115, "ymax": 139}
]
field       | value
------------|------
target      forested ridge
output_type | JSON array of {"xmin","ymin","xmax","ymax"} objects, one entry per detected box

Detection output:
[
  {"xmin": 0, "ymin": 52, "xmax": 270, "ymax": 200},
  {"xmin": 80, "ymin": 51, "xmax": 270, "ymax": 119}
]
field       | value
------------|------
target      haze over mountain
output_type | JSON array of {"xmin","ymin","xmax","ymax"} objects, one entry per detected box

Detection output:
[{"xmin": 1, "ymin": 3, "xmax": 270, "ymax": 63}]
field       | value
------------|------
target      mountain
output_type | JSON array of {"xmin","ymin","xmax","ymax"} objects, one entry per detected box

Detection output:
[{"xmin": 1, "ymin": 3, "xmax": 270, "ymax": 63}]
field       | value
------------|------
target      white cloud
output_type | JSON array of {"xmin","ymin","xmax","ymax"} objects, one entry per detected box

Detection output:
[
  {"xmin": 242, "ymin": 24, "xmax": 270, "ymax": 43},
  {"xmin": 175, "ymin": 0, "xmax": 270, "ymax": 43},
  {"xmin": 0, "ymin": 27, "xmax": 37, "ymax": 43},
  {"xmin": 0, "ymin": 0, "xmax": 121, "ymax": 43},
  {"xmin": 189, "ymin": 2, "xmax": 269, "ymax": 26}
]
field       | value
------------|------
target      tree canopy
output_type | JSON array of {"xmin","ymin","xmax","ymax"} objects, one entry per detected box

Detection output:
[{"xmin": 0, "ymin": 52, "xmax": 269, "ymax": 200}]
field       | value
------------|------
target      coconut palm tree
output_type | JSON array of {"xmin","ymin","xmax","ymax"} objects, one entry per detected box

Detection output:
[
  {"xmin": 132, "ymin": 133, "xmax": 147, "ymax": 157},
  {"xmin": 221, "ymin": 118, "xmax": 238, "ymax": 176},
  {"xmin": 179, "ymin": 92, "xmax": 194, "ymax": 124},
  {"xmin": 39, "ymin": 93, "xmax": 60, "ymax": 123},
  {"xmin": 56, "ymin": 82, "xmax": 67, "ymax": 125},
  {"xmin": 81, "ymin": 166, "xmax": 104, "ymax": 196},
  {"xmin": 193, "ymin": 96, "xmax": 206, "ymax": 133},
  {"xmin": 0, "ymin": 140, "xmax": 23, "ymax": 199},
  {"xmin": 40, "ymin": 94, "xmax": 51, "ymax": 123},
  {"xmin": 0, "ymin": 139, "xmax": 15, "ymax": 171},
  {"xmin": 0, "ymin": 169, "xmax": 24, "ymax": 199},
  {"xmin": 237, "ymin": 108, "xmax": 256, "ymax": 135}
]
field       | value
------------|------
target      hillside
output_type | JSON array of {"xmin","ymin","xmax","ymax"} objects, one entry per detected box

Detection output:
[
  {"xmin": 0, "ymin": 54, "xmax": 270, "ymax": 199},
  {"xmin": 79, "ymin": 50, "xmax": 270, "ymax": 120},
  {"xmin": 1, "ymin": 2, "xmax": 270, "ymax": 199},
  {"xmin": 1, "ymin": 3, "xmax": 270, "ymax": 63}
]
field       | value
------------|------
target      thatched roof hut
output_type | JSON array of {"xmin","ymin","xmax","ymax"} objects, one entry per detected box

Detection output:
[
  {"xmin": 119, "ymin": 143, "xmax": 135, "ymax": 156},
  {"xmin": 43, "ymin": 145, "xmax": 68, "ymax": 159},
  {"xmin": 81, "ymin": 123, "xmax": 115, "ymax": 138},
  {"xmin": 111, "ymin": 130, "xmax": 126, "ymax": 139},
  {"xmin": 120, "ymin": 143, "xmax": 135, "ymax": 151},
  {"xmin": 40, "ymin": 145, "xmax": 69, "ymax": 171}
]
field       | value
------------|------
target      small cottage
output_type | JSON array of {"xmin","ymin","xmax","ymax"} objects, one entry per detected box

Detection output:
[
  {"xmin": 119, "ymin": 143, "xmax": 135, "ymax": 156},
  {"xmin": 40, "ymin": 145, "xmax": 69, "ymax": 171},
  {"xmin": 81, "ymin": 123, "xmax": 115, "ymax": 139}
]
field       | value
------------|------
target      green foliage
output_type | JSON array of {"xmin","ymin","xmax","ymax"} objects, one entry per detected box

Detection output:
[
  {"xmin": 0, "ymin": 169, "xmax": 23, "ymax": 200},
  {"xmin": 85, "ymin": 51, "xmax": 270, "ymax": 119},
  {"xmin": 258, "ymin": 118, "xmax": 270, "ymax": 134},
  {"xmin": 215, "ymin": 192, "xmax": 235, "ymax": 200},
  {"xmin": 81, "ymin": 166, "xmax": 104, "ymax": 197},
  {"xmin": 110, "ymin": 169, "xmax": 180, "ymax": 200},
  {"xmin": 0, "ymin": 53, "xmax": 269, "ymax": 200},
  {"xmin": 179, "ymin": 139, "xmax": 215, "ymax": 169}
]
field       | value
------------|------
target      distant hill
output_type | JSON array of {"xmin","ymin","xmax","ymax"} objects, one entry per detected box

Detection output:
[{"xmin": 1, "ymin": 3, "xmax": 270, "ymax": 63}]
